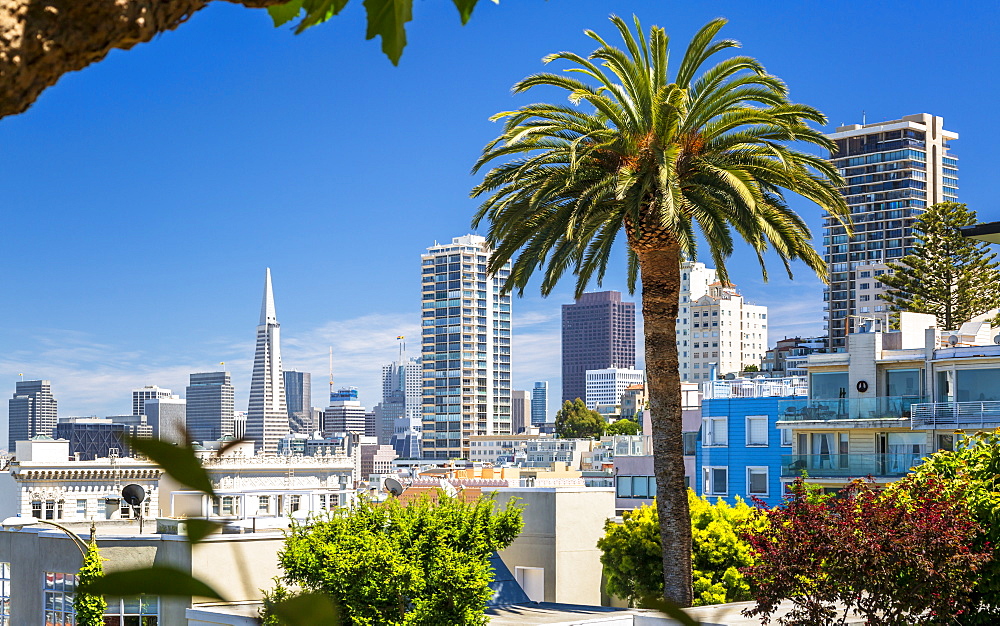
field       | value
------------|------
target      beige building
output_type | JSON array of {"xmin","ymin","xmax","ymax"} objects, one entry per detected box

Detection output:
[{"xmin": 686, "ymin": 282, "xmax": 768, "ymax": 380}]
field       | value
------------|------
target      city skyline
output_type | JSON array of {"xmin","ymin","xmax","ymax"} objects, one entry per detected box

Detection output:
[{"xmin": 3, "ymin": 1, "xmax": 1000, "ymax": 445}]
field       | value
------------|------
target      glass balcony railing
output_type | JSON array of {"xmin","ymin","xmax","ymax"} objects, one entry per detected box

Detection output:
[
  {"xmin": 777, "ymin": 396, "xmax": 927, "ymax": 421},
  {"xmin": 780, "ymin": 452, "xmax": 927, "ymax": 478}
]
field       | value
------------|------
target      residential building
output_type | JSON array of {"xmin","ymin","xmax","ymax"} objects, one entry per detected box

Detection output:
[
  {"xmin": 283, "ymin": 371, "xmax": 313, "ymax": 434},
  {"xmin": 143, "ymin": 396, "xmax": 186, "ymax": 444},
  {"xmin": 8, "ymin": 379, "xmax": 58, "ymax": 453},
  {"xmin": 620, "ymin": 384, "xmax": 646, "ymax": 420},
  {"xmin": 185, "ymin": 372, "xmax": 235, "ymax": 444},
  {"xmin": 763, "ymin": 336, "xmax": 827, "ymax": 377},
  {"xmin": 675, "ymin": 260, "xmax": 719, "ymax": 381},
  {"xmin": 277, "ymin": 432, "xmax": 351, "ymax": 457},
  {"xmin": 824, "ymin": 113, "xmax": 958, "ymax": 351},
  {"xmin": 54, "ymin": 416, "xmax": 153, "ymax": 460},
  {"xmin": 694, "ymin": 376, "xmax": 808, "ymax": 507},
  {"xmin": 684, "ymin": 282, "xmax": 768, "ymax": 380},
  {"xmin": 469, "ymin": 433, "xmax": 597, "ymax": 469},
  {"xmin": 323, "ymin": 387, "xmax": 366, "ymax": 434},
  {"xmin": 420, "ymin": 234, "xmax": 512, "ymax": 459},
  {"xmin": 511, "ymin": 390, "xmax": 529, "ymax": 434},
  {"xmin": 561, "ymin": 291, "xmax": 635, "ymax": 403},
  {"xmin": 531, "ymin": 381, "xmax": 548, "ymax": 426},
  {"xmin": 246, "ymin": 268, "xmax": 289, "ymax": 455},
  {"xmin": 584, "ymin": 368, "xmax": 645, "ymax": 411},
  {"xmin": 777, "ymin": 311, "xmax": 998, "ymax": 494},
  {"xmin": 131, "ymin": 385, "xmax": 172, "ymax": 416}
]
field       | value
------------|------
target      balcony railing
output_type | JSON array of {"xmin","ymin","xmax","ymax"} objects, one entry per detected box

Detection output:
[
  {"xmin": 910, "ymin": 401, "xmax": 1000, "ymax": 429},
  {"xmin": 780, "ymin": 452, "xmax": 926, "ymax": 478},
  {"xmin": 777, "ymin": 396, "xmax": 927, "ymax": 422}
]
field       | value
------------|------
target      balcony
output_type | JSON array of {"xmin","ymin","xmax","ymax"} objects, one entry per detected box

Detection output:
[
  {"xmin": 910, "ymin": 401, "xmax": 1000, "ymax": 429},
  {"xmin": 780, "ymin": 452, "xmax": 926, "ymax": 478},
  {"xmin": 777, "ymin": 396, "xmax": 927, "ymax": 422}
]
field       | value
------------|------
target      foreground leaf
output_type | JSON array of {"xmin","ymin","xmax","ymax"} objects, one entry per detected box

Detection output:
[
  {"xmin": 270, "ymin": 593, "xmax": 340, "ymax": 624},
  {"xmin": 184, "ymin": 519, "xmax": 223, "ymax": 544},
  {"xmin": 78, "ymin": 567, "xmax": 225, "ymax": 601},
  {"xmin": 268, "ymin": 0, "xmax": 305, "ymax": 27},
  {"xmin": 638, "ymin": 596, "xmax": 701, "ymax": 626},
  {"xmin": 363, "ymin": 0, "xmax": 413, "ymax": 65},
  {"xmin": 127, "ymin": 437, "xmax": 215, "ymax": 496}
]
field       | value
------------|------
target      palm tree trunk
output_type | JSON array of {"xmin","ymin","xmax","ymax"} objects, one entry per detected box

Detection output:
[{"xmin": 637, "ymin": 244, "xmax": 693, "ymax": 607}]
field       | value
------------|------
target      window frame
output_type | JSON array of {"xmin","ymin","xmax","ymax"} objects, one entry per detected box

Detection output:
[
  {"xmin": 703, "ymin": 466, "xmax": 729, "ymax": 496},
  {"xmin": 746, "ymin": 466, "xmax": 769, "ymax": 497},
  {"xmin": 702, "ymin": 416, "xmax": 728, "ymax": 447},
  {"xmin": 745, "ymin": 415, "xmax": 769, "ymax": 447}
]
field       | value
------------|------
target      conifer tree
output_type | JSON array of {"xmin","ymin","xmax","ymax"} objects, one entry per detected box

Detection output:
[{"xmin": 879, "ymin": 202, "xmax": 1000, "ymax": 329}]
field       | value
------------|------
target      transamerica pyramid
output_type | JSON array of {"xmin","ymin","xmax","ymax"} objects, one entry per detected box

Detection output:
[{"xmin": 246, "ymin": 268, "xmax": 288, "ymax": 454}]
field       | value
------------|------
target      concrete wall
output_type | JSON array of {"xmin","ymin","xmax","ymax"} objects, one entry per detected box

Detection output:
[{"xmin": 488, "ymin": 487, "xmax": 615, "ymax": 606}]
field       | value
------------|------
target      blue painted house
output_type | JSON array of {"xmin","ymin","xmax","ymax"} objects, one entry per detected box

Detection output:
[{"xmin": 695, "ymin": 377, "xmax": 807, "ymax": 507}]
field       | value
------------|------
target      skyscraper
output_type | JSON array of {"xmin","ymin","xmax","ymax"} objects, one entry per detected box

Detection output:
[
  {"xmin": 246, "ymin": 268, "xmax": 288, "ymax": 454},
  {"xmin": 511, "ymin": 390, "xmax": 529, "ymax": 434},
  {"xmin": 561, "ymin": 291, "xmax": 636, "ymax": 403},
  {"xmin": 420, "ymin": 235, "xmax": 512, "ymax": 460},
  {"xmin": 144, "ymin": 396, "xmax": 187, "ymax": 444},
  {"xmin": 379, "ymin": 356, "xmax": 422, "ymax": 453},
  {"xmin": 284, "ymin": 371, "xmax": 313, "ymax": 433},
  {"xmin": 8, "ymin": 380, "xmax": 58, "ymax": 452},
  {"xmin": 531, "ymin": 381, "xmax": 548, "ymax": 426},
  {"xmin": 131, "ymin": 386, "xmax": 172, "ymax": 416},
  {"xmin": 323, "ymin": 387, "xmax": 366, "ymax": 434},
  {"xmin": 185, "ymin": 372, "xmax": 235, "ymax": 443},
  {"xmin": 824, "ymin": 113, "xmax": 958, "ymax": 350}
]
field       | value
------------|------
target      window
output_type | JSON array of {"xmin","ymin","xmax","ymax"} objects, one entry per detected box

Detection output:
[
  {"xmin": 44, "ymin": 571, "xmax": 77, "ymax": 626},
  {"xmin": 104, "ymin": 595, "xmax": 159, "ymax": 625},
  {"xmin": 703, "ymin": 417, "xmax": 728, "ymax": 446},
  {"xmin": 810, "ymin": 372, "xmax": 848, "ymax": 400},
  {"xmin": 682, "ymin": 432, "xmax": 697, "ymax": 455},
  {"xmin": 746, "ymin": 416, "xmax": 768, "ymax": 446},
  {"xmin": 76, "ymin": 499, "xmax": 87, "ymax": 518},
  {"xmin": 937, "ymin": 434, "xmax": 955, "ymax": 452},
  {"xmin": 616, "ymin": 476, "xmax": 655, "ymax": 499},
  {"xmin": 0, "ymin": 562, "xmax": 8, "ymax": 626},
  {"xmin": 747, "ymin": 467, "xmax": 769, "ymax": 496},
  {"xmin": 703, "ymin": 467, "xmax": 728, "ymax": 496},
  {"xmin": 32, "ymin": 500, "xmax": 42, "ymax": 519},
  {"xmin": 780, "ymin": 428, "xmax": 793, "ymax": 447},
  {"xmin": 886, "ymin": 369, "xmax": 921, "ymax": 397},
  {"xmin": 258, "ymin": 495, "xmax": 271, "ymax": 514}
]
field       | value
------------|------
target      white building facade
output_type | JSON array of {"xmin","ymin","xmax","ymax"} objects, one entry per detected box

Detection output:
[
  {"xmin": 684, "ymin": 283, "xmax": 768, "ymax": 380},
  {"xmin": 585, "ymin": 368, "xmax": 645, "ymax": 411}
]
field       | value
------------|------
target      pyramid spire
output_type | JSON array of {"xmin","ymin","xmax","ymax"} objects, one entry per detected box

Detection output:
[{"xmin": 260, "ymin": 267, "xmax": 277, "ymax": 326}]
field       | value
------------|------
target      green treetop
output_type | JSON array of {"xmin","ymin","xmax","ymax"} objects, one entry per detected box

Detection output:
[
  {"xmin": 879, "ymin": 202, "xmax": 1000, "ymax": 330},
  {"xmin": 555, "ymin": 398, "xmax": 607, "ymax": 439},
  {"xmin": 606, "ymin": 418, "xmax": 641, "ymax": 436}
]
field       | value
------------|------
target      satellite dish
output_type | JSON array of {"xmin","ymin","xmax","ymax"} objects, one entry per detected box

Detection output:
[
  {"xmin": 994, "ymin": 334, "xmax": 1000, "ymax": 345},
  {"xmin": 122, "ymin": 484, "xmax": 146, "ymax": 506},
  {"xmin": 384, "ymin": 478, "xmax": 405, "ymax": 497},
  {"xmin": 948, "ymin": 335, "xmax": 959, "ymax": 346}
]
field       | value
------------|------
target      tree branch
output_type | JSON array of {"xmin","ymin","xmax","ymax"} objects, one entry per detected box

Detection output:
[{"xmin": 0, "ymin": 0, "xmax": 288, "ymax": 119}]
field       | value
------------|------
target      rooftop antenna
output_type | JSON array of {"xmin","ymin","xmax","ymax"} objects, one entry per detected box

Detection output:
[
  {"xmin": 862, "ymin": 110, "xmax": 866, "ymax": 125},
  {"xmin": 397, "ymin": 335, "xmax": 405, "ymax": 361}
]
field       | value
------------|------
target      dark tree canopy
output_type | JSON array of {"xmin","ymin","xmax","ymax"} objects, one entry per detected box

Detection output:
[{"xmin": 879, "ymin": 202, "xmax": 1000, "ymax": 330}]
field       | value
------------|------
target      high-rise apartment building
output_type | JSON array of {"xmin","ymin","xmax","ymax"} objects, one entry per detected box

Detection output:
[
  {"xmin": 676, "ymin": 259, "xmax": 719, "ymax": 379},
  {"xmin": 8, "ymin": 380, "xmax": 58, "ymax": 452},
  {"xmin": 561, "ymin": 291, "xmax": 636, "ymax": 403},
  {"xmin": 131, "ymin": 386, "xmax": 172, "ymax": 416},
  {"xmin": 824, "ymin": 113, "xmax": 958, "ymax": 350},
  {"xmin": 247, "ymin": 268, "xmax": 289, "ymax": 454},
  {"xmin": 284, "ymin": 371, "xmax": 313, "ymax": 433},
  {"xmin": 681, "ymin": 282, "xmax": 768, "ymax": 380},
  {"xmin": 531, "ymin": 381, "xmax": 548, "ymax": 426},
  {"xmin": 420, "ymin": 235, "xmax": 512, "ymax": 460},
  {"xmin": 185, "ymin": 372, "xmax": 235, "ymax": 443}
]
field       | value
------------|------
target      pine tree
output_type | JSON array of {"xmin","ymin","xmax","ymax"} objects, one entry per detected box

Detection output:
[{"xmin": 879, "ymin": 202, "xmax": 1000, "ymax": 329}]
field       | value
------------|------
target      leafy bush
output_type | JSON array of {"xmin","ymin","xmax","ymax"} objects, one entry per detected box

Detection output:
[{"xmin": 598, "ymin": 492, "xmax": 757, "ymax": 606}]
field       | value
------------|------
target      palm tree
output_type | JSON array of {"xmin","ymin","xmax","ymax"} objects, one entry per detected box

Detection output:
[{"xmin": 471, "ymin": 16, "xmax": 849, "ymax": 606}]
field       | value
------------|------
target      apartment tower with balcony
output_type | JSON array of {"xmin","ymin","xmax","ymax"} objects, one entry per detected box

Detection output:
[
  {"xmin": 824, "ymin": 114, "xmax": 958, "ymax": 351},
  {"xmin": 420, "ymin": 235, "xmax": 512, "ymax": 459}
]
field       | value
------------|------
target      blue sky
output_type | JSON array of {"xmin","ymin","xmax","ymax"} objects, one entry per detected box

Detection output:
[{"xmin": 2, "ymin": 0, "xmax": 998, "ymax": 442}]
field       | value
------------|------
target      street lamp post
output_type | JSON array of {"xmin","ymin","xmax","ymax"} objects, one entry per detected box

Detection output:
[{"xmin": 0, "ymin": 516, "xmax": 88, "ymax": 556}]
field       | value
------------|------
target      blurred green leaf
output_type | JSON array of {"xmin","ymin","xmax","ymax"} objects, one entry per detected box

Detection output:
[
  {"xmin": 297, "ymin": 0, "xmax": 351, "ymax": 33},
  {"xmin": 127, "ymin": 437, "xmax": 215, "ymax": 496},
  {"xmin": 270, "ymin": 593, "xmax": 340, "ymax": 624},
  {"xmin": 217, "ymin": 436, "xmax": 248, "ymax": 457},
  {"xmin": 78, "ymin": 566, "xmax": 225, "ymax": 601},
  {"xmin": 268, "ymin": 0, "xmax": 304, "ymax": 27},
  {"xmin": 638, "ymin": 595, "xmax": 701, "ymax": 626},
  {"xmin": 184, "ymin": 519, "xmax": 223, "ymax": 544},
  {"xmin": 362, "ymin": 0, "xmax": 413, "ymax": 65},
  {"xmin": 451, "ymin": 0, "xmax": 479, "ymax": 24}
]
